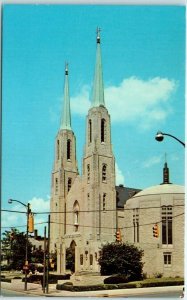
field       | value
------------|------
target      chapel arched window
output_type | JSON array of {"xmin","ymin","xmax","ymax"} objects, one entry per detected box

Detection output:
[
  {"xmin": 162, "ymin": 205, "xmax": 173, "ymax": 245},
  {"xmin": 133, "ymin": 208, "xmax": 139, "ymax": 243}
]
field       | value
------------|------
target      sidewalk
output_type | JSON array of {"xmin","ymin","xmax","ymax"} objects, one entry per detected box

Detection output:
[{"xmin": 1, "ymin": 279, "xmax": 183, "ymax": 297}]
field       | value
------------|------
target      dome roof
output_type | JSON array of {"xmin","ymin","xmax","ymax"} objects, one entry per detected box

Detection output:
[
  {"xmin": 132, "ymin": 184, "xmax": 184, "ymax": 198},
  {"xmin": 125, "ymin": 184, "xmax": 184, "ymax": 208}
]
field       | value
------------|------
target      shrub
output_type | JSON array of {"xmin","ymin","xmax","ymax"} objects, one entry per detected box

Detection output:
[
  {"xmin": 1, "ymin": 265, "xmax": 11, "ymax": 271},
  {"xmin": 98, "ymin": 242, "xmax": 144, "ymax": 281},
  {"xmin": 153, "ymin": 272, "xmax": 163, "ymax": 278},
  {"xmin": 139, "ymin": 279, "xmax": 184, "ymax": 288},
  {"xmin": 142, "ymin": 273, "xmax": 147, "ymax": 279},
  {"xmin": 63, "ymin": 281, "xmax": 73, "ymax": 285},
  {"xmin": 13, "ymin": 276, "xmax": 22, "ymax": 279},
  {"xmin": 66, "ymin": 248, "xmax": 75, "ymax": 272},
  {"xmin": 56, "ymin": 282, "xmax": 137, "ymax": 292},
  {"xmin": 104, "ymin": 274, "xmax": 129, "ymax": 284},
  {"xmin": 1, "ymin": 278, "xmax": 11, "ymax": 283}
]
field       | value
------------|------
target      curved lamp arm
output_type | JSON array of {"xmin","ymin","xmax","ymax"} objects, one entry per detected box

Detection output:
[
  {"xmin": 155, "ymin": 131, "xmax": 185, "ymax": 147},
  {"xmin": 8, "ymin": 198, "xmax": 27, "ymax": 208}
]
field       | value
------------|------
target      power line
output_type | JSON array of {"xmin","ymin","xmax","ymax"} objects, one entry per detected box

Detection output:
[
  {"xmin": 1, "ymin": 203, "xmax": 184, "ymax": 215},
  {"xmin": 1, "ymin": 221, "xmax": 48, "ymax": 229},
  {"xmin": 2, "ymin": 212, "xmax": 184, "ymax": 231}
]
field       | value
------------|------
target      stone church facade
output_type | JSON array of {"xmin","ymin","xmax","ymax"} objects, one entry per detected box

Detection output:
[
  {"xmin": 50, "ymin": 30, "xmax": 184, "ymax": 277},
  {"xmin": 50, "ymin": 30, "xmax": 117, "ymax": 274}
]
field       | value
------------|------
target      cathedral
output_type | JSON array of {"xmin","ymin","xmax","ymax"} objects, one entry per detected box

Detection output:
[
  {"xmin": 50, "ymin": 30, "xmax": 184, "ymax": 277},
  {"xmin": 50, "ymin": 29, "xmax": 117, "ymax": 274}
]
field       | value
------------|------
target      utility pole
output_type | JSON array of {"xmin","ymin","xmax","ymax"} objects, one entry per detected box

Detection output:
[
  {"xmin": 24, "ymin": 203, "xmax": 30, "ymax": 291},
  {"xmin": 46, "ymin": 215, "xmax": 50, "ymax": 294},
  {"xmin": 8, "ymin": 199, "xmax": 31, "ymax": 291},
  {"xmin": 43, "ymin": 226, "xmax": 46, "ymax": 294}
]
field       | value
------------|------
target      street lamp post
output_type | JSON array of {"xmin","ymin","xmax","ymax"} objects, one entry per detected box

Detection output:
[
  {"xmin": 8, "ymin": 199, "xmax": 30, "ymax": 291},
  {"xmin": 155, "ymin": 131, "xmax": 185, "ymax": 147}
]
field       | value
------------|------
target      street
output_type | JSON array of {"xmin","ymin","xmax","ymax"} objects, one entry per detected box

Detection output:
[
  {"xmin": 112, "ymin": 290, "xmax": 182, "ymax": 298},
  {"xmin": 1, "ymin": 289, "xmax": 36, "ymax": 297},
  {"xmin": 1, "ymin": 287, "xmax": 182, "ymax": 298}
]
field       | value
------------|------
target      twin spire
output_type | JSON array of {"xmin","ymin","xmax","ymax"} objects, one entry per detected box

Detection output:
[
  {"xmin": 92, "ymin": 27, "xmax": 105, "ymax": 107},
  {"xmin": 60, "ymin": 28, "xmax": 105, "ymax": 130},
  {"xmin": 60, "ymin": 63, "xmax": 71, "ymax": 130}
]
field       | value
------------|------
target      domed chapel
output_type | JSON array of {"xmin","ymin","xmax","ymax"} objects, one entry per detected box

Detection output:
[{"xmin": 50, "ymin": 30, "xmax": 184, "ymax": 277}]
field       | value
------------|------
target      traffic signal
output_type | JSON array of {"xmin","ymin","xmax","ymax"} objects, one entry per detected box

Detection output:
[
  {"xmin": 116, "ymin": 229, "xmax": 122, "ymax": 242},
  {"xmin": 28, "ymin": 213, "xmax": 34, "ymax": 233},
  {"xmin": 152, "ymin": 223, "xmax": 159, "ymax": 238}
]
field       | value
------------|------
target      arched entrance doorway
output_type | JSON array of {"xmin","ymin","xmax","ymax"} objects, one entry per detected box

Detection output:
[{"xmin": 66, "ymin": 240, "xmax": 76, "ymax": 273}]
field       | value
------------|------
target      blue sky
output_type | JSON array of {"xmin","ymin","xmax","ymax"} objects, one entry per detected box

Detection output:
[{"xmin": 2, "ymin": 5, "xmax": 185, "ymax": 234}]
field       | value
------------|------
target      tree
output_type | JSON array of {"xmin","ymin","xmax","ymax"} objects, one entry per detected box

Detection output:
[
  {"xmin": 98, "ymin": 242, "xmax": 144, "ymax": 281},
  {"xmin": 66, "ymin": 247, "xmax": 75, "ymax": 272},
  {"xmin": 1, "ymin": 228, "xmax": 32, "ymax": 270},
  {"xmin": 31, "ymin": 248, "xmax": 44, "ymax": 263}
]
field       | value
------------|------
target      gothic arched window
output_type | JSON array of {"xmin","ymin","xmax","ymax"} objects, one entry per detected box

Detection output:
[
  {"xmin": 90, "ymin": 254, "xmax": 93, "ymax": 266},
  {"xmin": 101, "ymin": 118, "xmax": 106, "ymax": 142},
  {"xmin": 67, "ymin": 139, "xmax": 71, "ymax": 160},
  {"xmin": 80, "ymin": 254, "xmax": 83, "ymax": 265},
  {"xmin": 102, "ymin": 164, "xmax": 107, "ymax": 182},
  {"xmin": 68, "ymin": 178, "xmax": 72, "ymax": 192},
  {"xmin": 87, "ymin": 193, "xmax": 90, "ymax": 211},
  {"xmin": 89, "ymin": 119, "xmax": 92, "ymax": 143},
  {"xmin": 87, "ymin": 164, "xmax": 90, "ymax": 183},
  {"xmin": 55, "ymin": 178, "xmax": 58, "ymax": 194},
  {"xmin": 73, "ymin": 201, "xmax": 80, "ymax": 231},
  {"xmin": 103, "ymin": 193, "xmax": 106, "ymax": 211}
]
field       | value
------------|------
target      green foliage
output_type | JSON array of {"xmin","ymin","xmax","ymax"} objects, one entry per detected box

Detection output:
[
  {"xmin": 66, "ymin": 247, "xmax": 75, "ymax": 272},
  {"xmin": 1, "ymin": 229, "xmax": 32, "ymax": 270},
  {"xmin": 31, "ymin": 248, "xmax": 44, "ymax": 263},
  {"xmin": 56, "ymin": 277, "xmax": 184, "ymax": 292},
  {"xmin": 139, "ymin": 279, "xmax": 184, "ymax": 288},
  {"xmin": 56, "ymin": 282, "xmax": 137, "ymax": 291},
  {"xmin": 104, "ymin": 274, "xmax": 129, "ymax": 284},
  {"xmin": 98, "ymin": 242, "xmax": 144, "ymax": 281},
  {"xmin": 0, "ymin": 278, "xmax": 12, "ymax": 283},
  {"xmin": 153, "ymin": 272, "xmax": 163, "ymax": 278}
]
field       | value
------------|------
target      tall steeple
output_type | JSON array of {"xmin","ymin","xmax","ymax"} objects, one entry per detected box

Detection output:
[
  {"xmin": 60, "ymin": 63, "xmax": 71, "ymax": 130},
  {"xmin": 92, "ymin": 27, "xmax": 105, "ymax": 107}
]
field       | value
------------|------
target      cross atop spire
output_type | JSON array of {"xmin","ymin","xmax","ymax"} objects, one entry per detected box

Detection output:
[
  {"xmin": 60, "ymin": 63, "xmax": 72, "ymax": 131},
  {"xmin": 65, "ymin": 62, "xmax": 68, "ymax": 75},
  {"xmin": 96, "ymin": 27, "xmax": 101, "ymax": 43},
  {"xmin": 92, "ymin": 27, "xmax": 105, "ymax": 107},
  {"xmin": 162, "ymin": 153, "xmax": 171, "ymax": 185}
]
